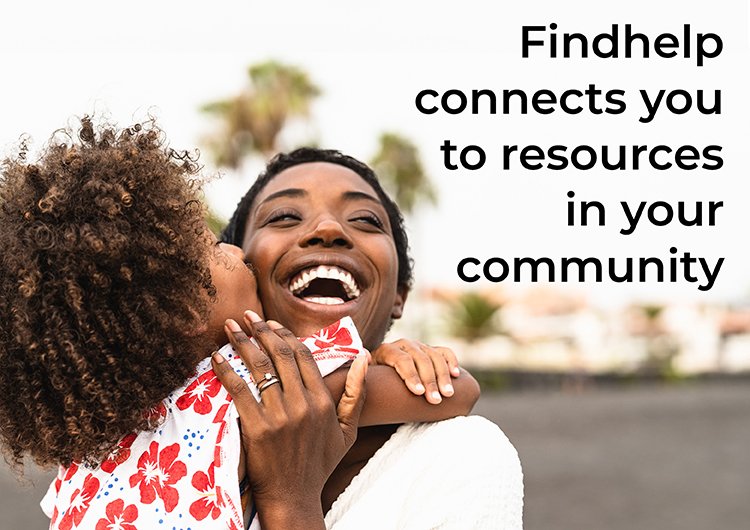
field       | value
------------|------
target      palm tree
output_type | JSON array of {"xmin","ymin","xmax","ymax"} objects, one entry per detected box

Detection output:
[
  {"xmin": 201, "ymin": 61, "xmax": 321, "ymax": 167},
  {"xmin": 370, "ymin": 133, "xmax": 436, "ymax": 214},
  {"xmin": 632, "ymin": 303, "xmax": 680, "ymax": 377},
  {"xmin": 445, "ymin": 292, "xmax": 503, "ymax": 344}
]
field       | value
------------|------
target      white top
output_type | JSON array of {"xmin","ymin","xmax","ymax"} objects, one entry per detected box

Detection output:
[{"xmin": 325, "ymin": 415, "xmax": 524, "ymax": 529}]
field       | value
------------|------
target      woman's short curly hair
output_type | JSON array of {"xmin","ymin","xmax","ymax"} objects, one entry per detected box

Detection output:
[
  {"xmin": 221, "ymin": 147, "xmax": 414, "ymax": 290},
  {"xmin": 0, "ymin": 117, "xmax": 214, "ymax": 469}
]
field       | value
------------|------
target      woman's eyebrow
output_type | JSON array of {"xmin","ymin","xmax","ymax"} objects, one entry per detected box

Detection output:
[
  {"xmin": 259, "ymin": 188, "xmax": 307, "ymax": 205},
  {"xmin": 342, "ymin": 190, "xmax": 381, "ymax": 205}
]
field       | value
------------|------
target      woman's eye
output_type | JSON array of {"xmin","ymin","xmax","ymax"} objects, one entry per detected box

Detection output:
[
  {"xmin": 266, "ymin": 210, "xmax": 301, "ymax": 224},
  {"xmin": 352, "ymin": 214, "xmax": 384, "ymax": 229}
]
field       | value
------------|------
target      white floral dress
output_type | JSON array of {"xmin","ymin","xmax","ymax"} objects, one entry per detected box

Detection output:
[{"xmin": 41, "ymin": 317, "xmax": 364, "ymax": 530}]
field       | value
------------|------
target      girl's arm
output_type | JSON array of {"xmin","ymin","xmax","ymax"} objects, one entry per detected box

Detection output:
[
  {"xmin": 238, "ymin": 312, "xmax": 479, "ymax": 436},
  {"xmin": 322, "ymin": 363, "xmax": 480, "ymax": 427}
]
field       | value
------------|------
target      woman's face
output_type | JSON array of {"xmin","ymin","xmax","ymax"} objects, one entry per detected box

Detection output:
[
  {"xmin": 205, "ymin": 241, "xmax": 262, "ymax": 347},
  {"xmin": 241, "ymin": 162, "xmax": 406, "ymax": 350}
]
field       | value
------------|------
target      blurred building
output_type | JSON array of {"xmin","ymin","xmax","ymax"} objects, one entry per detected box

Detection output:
[{"xmin": 390, "ymin": 286, "xmax": 750, "ymax": 376}]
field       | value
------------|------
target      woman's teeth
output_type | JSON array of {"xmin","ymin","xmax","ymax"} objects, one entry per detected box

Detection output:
[
  {"xmin": 302, "ymin": 296, "xmax": 345, "ymax": 305},
  {"xmin": 289, "ymin": 265, "xmax": 361, "ymax": 299}
]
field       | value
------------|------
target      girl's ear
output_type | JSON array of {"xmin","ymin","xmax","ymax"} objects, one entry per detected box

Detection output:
[
  {"xmin": 184, "ymin": 321, "xmax": 209, "ymax": 337},
  {"xmin": 183, "ymin": 306, "xmax": 209, "ymax": 337}
]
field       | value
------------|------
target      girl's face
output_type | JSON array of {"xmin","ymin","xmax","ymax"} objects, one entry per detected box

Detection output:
[{"xmin": 205, "ymin": 241, "xmax": 263, "ymax": 347}]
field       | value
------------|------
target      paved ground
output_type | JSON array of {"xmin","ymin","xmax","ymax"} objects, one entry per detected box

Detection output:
[
  {"xmin": 1, "ymin": 382, "xmax": 748, "ymax": 529},
  {"xmin": 473, "ymin": 382, "xmax": 750, "ymax": 530}
]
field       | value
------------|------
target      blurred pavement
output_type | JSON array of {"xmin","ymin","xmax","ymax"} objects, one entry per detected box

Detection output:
[
  {"xmin": 1, "ymin": 382, "xmax": 748, "ymax": 530},
  {"xmin": 473, "ymin": 382, "xmax": 750, "ymax": 530}
]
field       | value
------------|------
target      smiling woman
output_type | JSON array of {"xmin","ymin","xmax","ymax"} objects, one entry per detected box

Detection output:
[{"xmin": 222, "ymin": 147, "xmax": 524, "ymax": 528}]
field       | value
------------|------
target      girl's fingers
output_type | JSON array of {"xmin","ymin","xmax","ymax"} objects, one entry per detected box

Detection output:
[
  {"xmin": 437, "ymin": 346, "xmax": 461, "ymax": 377},
  {"xmin": 420, "ymin": 344, "xmax": 454, "ymax": 397},
  {"xmin": 380, "ymin": 344, "xmax": 426, "ymax": 396},
  {"xmin": 399, "ymin": 342, "xmax": 442, "ymax": 404}
]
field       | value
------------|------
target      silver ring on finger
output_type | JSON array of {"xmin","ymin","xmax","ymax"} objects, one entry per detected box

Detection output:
[{"xmin": 257, "ymin": 376, "xmax": 281, "ymax": 395}]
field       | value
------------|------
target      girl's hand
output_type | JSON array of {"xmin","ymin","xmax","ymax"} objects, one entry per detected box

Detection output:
[
  {"xmin": 211, "ymin": 311, "xmax": 367, "ymax": 530},
  {"xmin": 369, "ymin": 339, "xmax": 461, "ymax": 404}
]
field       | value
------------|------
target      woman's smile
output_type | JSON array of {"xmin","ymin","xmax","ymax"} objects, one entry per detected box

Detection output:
[{"xmin": 286, "ymin": 259, "xmax": 363, "ymax": 305}]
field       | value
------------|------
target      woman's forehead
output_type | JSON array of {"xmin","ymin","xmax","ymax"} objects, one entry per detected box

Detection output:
[{"xmin": 253, "ymin": 162, "xmax": 381, "ymax": 205}]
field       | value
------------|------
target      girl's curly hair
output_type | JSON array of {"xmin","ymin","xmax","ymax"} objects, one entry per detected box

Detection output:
[{"xmin": 0, "ymin": 117, "xmax": 215, "ymax": 469}]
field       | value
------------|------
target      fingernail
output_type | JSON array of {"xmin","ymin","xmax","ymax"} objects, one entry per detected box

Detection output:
[
  {"xmin": 267, "ymin": 320, "xmax": 282, "ymax": 329},
  {"xmin": 431, "ymin": 391, "xmax": 442, "ymax": 402},
  {"xmin": 443, "ymin": 384, "xmax": 454, "ymax": 394},
  {"xmin": 225, "ymin": 319, "xmax": 242, "ymax": 332},
  {"xmin": 451, "ymin": 367, "xmax": 460, "ymax": 376},
  {"xmin": 415, "ymin": 383, "xmax": 425, "ymax": 394},
  {"xmin": 212, "ymin": 351, "xmax": 225, "ymax": 364},
  {"xmin": 244, "ymin": 310, "xmax": 262, "ymax": 323}
]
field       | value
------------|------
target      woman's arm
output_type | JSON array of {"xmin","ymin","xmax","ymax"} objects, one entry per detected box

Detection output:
[
  {"xmin": 323, "ymin": 363, "xmax": 480, "ymax": 427},
  {"xmin": 212, "ymin": 315, "xmax": 369, "ymax": 530}
]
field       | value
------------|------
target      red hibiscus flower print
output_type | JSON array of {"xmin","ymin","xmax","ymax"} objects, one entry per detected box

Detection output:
[
  {"xmin": 311, "ymin": 321, "xmax": 353, "ymax": 349},
  {"xmin": 58, "ymin": 473, "xmax": 100, "ymax": 530},
  {"xmin": 176, "ymin": 370, "xmax": 222, "ymax": 415},
  {"xmin": 101, "ymin": 433, "xmax": 137, "ymax": 473},
  {"xmin": 213, "ymin": 423, "xmax": 229, "ymax": 468},
  {"xmin": 144, "ymin": 402, "xmax": 167, "ymax": 421},
  {"xmin": 128, "ymin": 442, "xmax": 187, "ymax": 512},
  {"xmin": 63, "ymin": 462, "xmax": 79, "ymax": 482},
  {"xmin": 53, "ymin": 472, "xmax": 63, "ymax": 495},
  {"xmin": 212, "ymin": 401, "xmax": 231, "ymax": 424},
  {"xmin": 95, "ymin": 499, "xmax": 138, "ymax": 530},
  {"xmin": 189, "ymin": 464, "xmax": 224, "ymax": 521}
]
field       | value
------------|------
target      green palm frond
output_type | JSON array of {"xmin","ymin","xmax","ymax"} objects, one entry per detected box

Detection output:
[
  {"xmin": 371, "ymin": 132, "xmax": 436, "ymax": 214},
  {"xmin": 445, "ymin": 292, "xmax": 503, "ymax": 343},
  {"xmin": 200, "ymin": 61, "xmax": 321, "ymax": 167}
]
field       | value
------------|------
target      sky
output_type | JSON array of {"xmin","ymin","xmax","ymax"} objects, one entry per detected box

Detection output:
[{"xmin": 1, "ymin": 0, "xmax": 748, "ymax": 307}]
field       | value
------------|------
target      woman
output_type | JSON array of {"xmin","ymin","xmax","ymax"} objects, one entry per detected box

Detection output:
[
  {"xmin": 0, "ymin": 118, "xmax": 478, "ymax": 529},
  {"xmin": 222, "ymin": 148, "xmax": 524, "ymax": 528}
]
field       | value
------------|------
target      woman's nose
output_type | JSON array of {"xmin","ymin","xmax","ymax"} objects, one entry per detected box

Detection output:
[{"xmin": 299, "ymin": 218, "xmax": 353, "ymax": 249}]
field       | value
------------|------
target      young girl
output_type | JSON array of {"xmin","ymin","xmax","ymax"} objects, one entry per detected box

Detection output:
[{"xmin": 0, "ymin": 118, "xmax": 478, "ymax": 529}]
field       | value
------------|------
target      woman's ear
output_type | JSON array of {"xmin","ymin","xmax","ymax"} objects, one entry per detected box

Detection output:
[{"xmin": 390, "ymin": 285, "xmax": 409, "ymax": 320}]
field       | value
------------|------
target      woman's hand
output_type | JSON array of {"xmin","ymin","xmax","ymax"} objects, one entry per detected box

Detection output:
[
  {"xmin": 211, "ymin": 310, "xmax": 367, "ymax": 530},
  {"xmin": 370, "ymin": 339, "xmax": 461, "ymax": 404}
]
